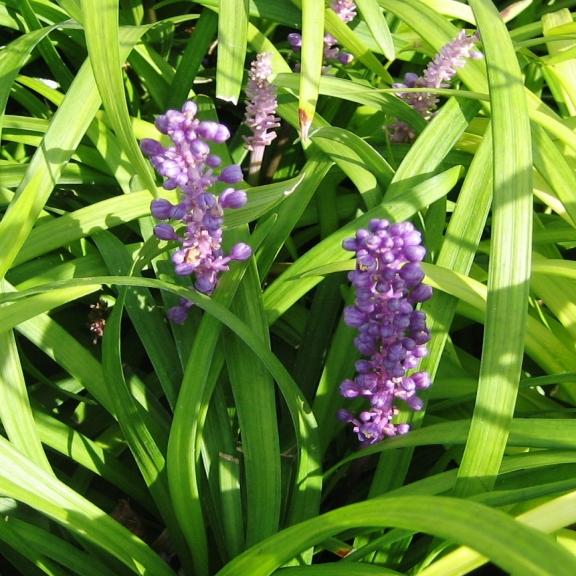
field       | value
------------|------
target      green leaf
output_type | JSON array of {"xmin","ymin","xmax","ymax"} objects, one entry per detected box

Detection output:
[
  {"xmin": 167, "ymin": 9, "xmax": 218, "ymax": 108},
  {"xmin": 0, "ymin": 24, "xmax": 150, "ymax": 279},
  {"xmin": 456, "ymin": 0, "xmax": 533, "ymax": 497},
  {"xmin": 215, "ymin": 495, "xmax": 576, "ymax": 576},
  {"xmin": 216, "ymin": 0, "xmax": 250, "ymax": 104},
  {"xmin": 224, "ymin": 265, "xmax": 282, "ymax": 545},
  {"xmin": 0, "ymin": 435, "xmax": 175, "ymax": 576},
  {"xmin": 80, "ymin": 0, "xmax": 157, "ymax": 194},
  {"xmin": 0, "ymin": 321, "xmax": 51, "ymax": 472},
  {"xmin": 0, "ymin": 22, "xmax": 76, "ymax": 141},
  {"xmin": 311, "ymin": 126, "xmax": 395, "ymax": 209},
  {"xmin": 298, "ymin": 0, "xmax": 325, "ymax": 140},
  {"xmin": 101, "ymin": 287, "xmax": 192, "ymax": 572},
  {"xmin": 274, "ymin": 73, "xmax": 427, "ymax": 133},
  {"xmin": 263, "ymin": 165, "xmax": 462, "ymax": 324},
  {"xmin": 355, "ymin": 0, "xmax": 395, "ymax": 60},
  {"xmin": 324, "ymin": 5, "xmax": 392, "ymax": 81}
]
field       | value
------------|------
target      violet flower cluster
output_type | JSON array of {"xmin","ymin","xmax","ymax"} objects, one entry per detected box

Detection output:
[
  {"xmin": 288, "ymin": 0, "xmax": 355, "ymax": 67},
  {"xmin": 339, "ymin": 219, "xmax": 433, "ymax": 445},
  {"xmin": 243, "ymin": 53, "xmax": 280, "ymax": 151},
  {"xmin": 141, "ymin": 101, "xmax": 251, "ymax": 324},
  {"xmin": 390, "ymin": 31, "xmax": 483, "ymax": 143}
]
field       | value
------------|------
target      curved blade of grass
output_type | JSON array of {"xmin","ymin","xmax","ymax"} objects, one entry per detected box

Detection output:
[
  {"xmin": 0, "ymin": 286, "xmax": 98, "ymax": 333},
  {"xmin": 256, "ymin": 152, "xmax": 333, "ymax": 278},
  {"xmin": 425, "ymin": 263, "xmax": 576, "ymax": 377},
  {"xmin": 455, "ymin": 0, "xmax": 533, "ymax": 497},
  {"xmin": 13, "ymin": 178, "xmax": 292, "ymax": 267},
  {"xmin": 532, "ymin": 122, "xmax": 576, "ymax": 226},
  {"xmin": 311, "ymin": 126, "xmax": 395, "ymax": 209},
  {"xmin": 216, "ymin": 0, "xmax": 249, "ymax": 104},
  {"xmin": 6, "ymin": 517, "xmax": 110, "ymax": 576},
  {"xmin": 542, "ymin": 8, "xmax": 576, "ymax": 116},
  {"xmin": 278, "ymin": 566, "xmax": 400, "ymax": 576},
  {"xmin": 355, "ymin": 0, "xmax": 395, "ymax": 60},
  {"xmin": 80, "ymin": 0, "xmax": 157, "ymax": 194},
  {"xmin": 33, "ymin": 408, "xmax": 151, "ymax": 509},
  {"xmin": 0, "ymin": 24, "xmax": 150, "ymax": 280},
  {"xmin": 274, "ymin": 73, "xmax": 427, "ymax": 132},
  {"xmin": 17, "ymin": 0, "xmax": 74, "ymax": 88},
  {"xmin": 13, "ymin": 311, "xmax": 111, "ymax": 411},
  {"xmin": 0, "ymin": 434, "xmax": 175, "ymax": 575},
  {"xmin": 94, "ymin": 231, "xmax": 180, "ymax": 409},
  {"xmin": 0, "ymin": 518, "xmax": 62, "ymax": 576},
  {"xmin": 0, "ymin": 22, "xmax": 76, "ymax": 141},
  {"xmin": 167, "ymin": 9, "xmax": 218, "ymax": 108},
  {"xmin": 420, "ymin": 490, "xmax": 576, "ymax": 576},
  {"xmin": 215, "ymin": 495, "xmax": 576, "ymax": 576},
  {"xmin": 102, "ymin": 287, "xmax": 193, "ymax": 572},
  {"xmin": 0, "ymin": 327, "xmax": 51, "ymax": 473},
  {"xmin": 324, "ymin": 5, "xmax": 392, "ymax": 81},
  {"xmin": 263, "ymin": 165, "xmax": 462, "ymax": 324},
  {"xmin": 298, "ymin": 0, "xmax": 325, "ymax": 140},
  {"xmin": 327, "ymin": 418, "xmax": 576, "ymax": 478},
  {"xmin": 224, "ymin": 264, "xmax": 282, "ymax": 546}
]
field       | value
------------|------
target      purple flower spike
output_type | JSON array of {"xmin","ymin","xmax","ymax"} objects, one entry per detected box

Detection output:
[
  {"xmin": 243, "ymin": 53, "xmax": 280, "ymax": 151},
  {"xmin": 339, "ymin": 219, "xmax": 432, "ymax": 445},
  {"xmin": 389, "ymin": 31, "xmax": 482, "ymax": 141},
  {"xmin": 330, "ymin": 0, "xmax": 356, "ymax": 22},
  {"xmin": 331, "ymin": 0, "xmax": 357, "ymax": 23},
  {"xmin": 423, "ymin": 31, "xmax": 483, "ymax": 90},
  {"xmin": 141, "ymin": 100, "xmax": 252, "ymax": 324},
  {"xmin": 287, "ymin": 2, "xmax": 356, "ymax": 71}
]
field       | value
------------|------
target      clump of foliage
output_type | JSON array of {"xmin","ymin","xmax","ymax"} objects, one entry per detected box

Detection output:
[{"xmin": 2, "ymin": 1, "xmax": 576, "ymax": 575}]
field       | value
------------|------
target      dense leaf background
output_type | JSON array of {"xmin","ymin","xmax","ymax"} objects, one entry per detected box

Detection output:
[{"xmin": 2, "ymin": 0, "xmax": 576, "ymax": 574}]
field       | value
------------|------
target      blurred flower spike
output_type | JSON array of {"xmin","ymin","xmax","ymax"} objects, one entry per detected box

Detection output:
[
  {"xmin": 288, "ymin": 0, "xmax": 356, "ymax": 67},
  {"xmin": 243, "ymin": 52, "xmax": 280, "ymax": 151},
  {"xmin": 141, "ymin": 101, "xmax": 251, "ymax": 324},
  {"xmin": 390, "ymin": 31, "xmax": 483, "ymax": 142},
  {"xmin": 339, "ymin": 219, "xmax": 433, "ymax": 444}
]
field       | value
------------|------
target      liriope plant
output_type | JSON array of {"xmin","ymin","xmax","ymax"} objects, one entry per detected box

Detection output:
[{"xmin": 1, "ymin": 0, "xmax": 576, "ymax": 575}]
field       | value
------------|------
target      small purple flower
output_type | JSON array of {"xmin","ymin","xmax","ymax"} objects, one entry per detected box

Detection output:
[
  {"xmin": 141, "ymin": 101, "xmax": 252, "ymax": 323},
  {"xmin": 220, "ymin": 188, "xmax": 247, "ymax": 209},
  {"xmin": 167, "ymin": 298, "xmax": 193, "ymax": 325},
  {"xmin": 219, "ymin": 164, "xmax": 244, "ymax": 184},
  {"xmin": 339, "ymin": 219, "xmax": 432, "ymax": 445},
  {"xmin": 288, "ymin": 33, "xmax": 302, "ymax": 50},
  {"xmin": 243, "ymin": 53, "xmax": 280, "ymax": 151},
  {"xmin": 154, "ymin": 223, "xmax": 179, "ymax": 241},
  {"xmin": 229, "ymin": 243, "xmax": 252, "ymax": 261}
]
